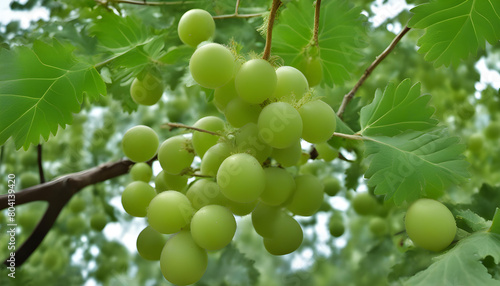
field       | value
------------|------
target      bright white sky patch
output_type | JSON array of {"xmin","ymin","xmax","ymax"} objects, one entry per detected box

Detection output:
[{"xmin": 0, "ymin": 1, "xmax": 49, "ymax": 30}]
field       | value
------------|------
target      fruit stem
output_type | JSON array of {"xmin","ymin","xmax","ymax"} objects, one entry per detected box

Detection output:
[
  {"xmin": 312, "ymin": 0, "xmax": 321, "ymax": 47},
  {"xmin": 262, "ymin": 0, "xmax": 282, "ymax": 61},
  {"xmin": 337, "ymin": 26, "xmax": 411, "ymax": 119},
  {"xmin": 162, "ymin": 122, "xmax": 222, "ymax": 136},
  {"xmin": 332, "ymin": 132, "xmax": 364, "ymax": 141}
]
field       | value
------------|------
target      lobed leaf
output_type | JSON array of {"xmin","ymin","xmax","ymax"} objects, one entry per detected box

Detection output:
[
  {"xmin": 364, "ymin": 129, "xmax": 469, "ymax": 205},
  {"xmin": 272, "ymin": 0, "xmax": 366, "ymax": 86},
  {"xmin": 404, "ymin": 232, "xmax": 500, "ymax": 286},
  {"xmin": 360, "ymin": 79, "xmax": 437, "ymax": 137},
  {"xmin": 0, "ymin": 40, "xmax": 106, "ymax": 150},
  {"xmin": 409, "ymin": 0, "xmax": 500, "ymax": 67}
]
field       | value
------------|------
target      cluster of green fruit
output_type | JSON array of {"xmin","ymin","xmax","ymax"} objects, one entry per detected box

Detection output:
[{"xmin": 118, "ymin": 8, "xmax": 343, "ymax": 286}]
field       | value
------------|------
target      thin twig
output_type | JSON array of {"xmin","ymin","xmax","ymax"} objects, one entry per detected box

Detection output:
[
  {"xmin": 262, "ymin": 0, "xmax": 282, "ymax": 61},
  {"xmin": 213, "ymin": 0, "xmax": 264, "ymax": 19},
  {"xmin": 162, "ymin": 122, "xmax": 222, "ymax": 136},
  {"xmin": 337, "ymin": 26, "xmax": 411, "ymax": 118},
  {"xmin": 37, "ymin": 144, "xmax": 45, "ymax": 184},
  {"xmin": 338, "ymin": 152, "xmax": 353, "ymax": 162},
  {"xmin": 312, "ymin": 0, "xmax": 321, "ymax": 46},
  {"xmin": 95, "ymin": 0, "xmax": 197, "ymax": 6},
  {"xmin": 332, "ymin": 132, "xmax": 364, "ymax": 141}
]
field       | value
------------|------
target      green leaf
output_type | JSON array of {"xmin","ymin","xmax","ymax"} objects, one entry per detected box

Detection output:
[
  {"xmin": 455, "ymin": 209, "xmax": 491, "ymax": 232},
  {"xmin": 409, "ymin": 0, "xmax": 500, "ymax": 67},
  {"xmin": 89, "ymin": 13, "xmax": 165, "ymax": 79},
  {"xmin": 465, "ymin": 184, "xmax": 500, "ymax": 220},
  {"xmin": 200, "ymin": 244, "xmax": 259, "ymax": 286},
  {"xmin": 404, "ymin": 232, "xmax": 500, "ymax": 286},
  {"xmin": 272, "ymin": 0, "xmax": 366, "ymax": 86},
  {"xmin": 89, "ymin": 13, "xmax": 148, "ymax": 53},
  {"xmin": 0, "ymin": 40, "xmax": 106, "ymax": 150},
  {"xmin": 490, "ymin": 208, "xmax": 500, "ymax": 235},
  {"xmin": 364, "ymin": 128, "xmax": 469, "ymax": 205},
  {"xmin": 359, "ymin": 79, "xmax": 437, "ymax": 136}
]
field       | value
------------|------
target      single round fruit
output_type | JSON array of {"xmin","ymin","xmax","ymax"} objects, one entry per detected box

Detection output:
[
  {"xmin": 323, "ymin": 177, "xmax": 341, "ymax": 196},
  {"xmin": 186, "ymin": 179, "xmax": 228, "ymax": 210},
  {"xmin": 273, "ymin": 66, "xmax": 309, "ymax": 99},
  {"xmin": 484, "ymin": 122, "xmax": 500, "ymax": 140},
  {"xmin": 147, "ymin": 191, "xmax": 195, "ymax": 234},
  {"xmin": 217, "ymin": 153, "xmax": 265, "ymax": 203},
  {"xmin": 130, "ymin": 162, "xmax": 153, "ymax": 182},
  {"xmin": 158, "ymin": 136, "xmax": 195, "ymax": 175},
  {"xmin": 177, "ymin": 9, "xmax": 215, "ymax": 47},
  {"xmin": 271, "ymin": 140, "xmax": 301, "ymax": 167},
  {"xmin": 130, "ymin": 73, "xmax": 164, "ymax": 106},
  {"xmin": 328, "ymin": 216, "xmax": 345, "ymax": 237},
  {"xmin": 136, "ymin": 226, "xmax": 166, "ymax": 261},
  {"xmin": 200, "ymin": 142, "xmax": 232, "ymax": 176},
  {"xmin": 260, "ymin": 167, "xmax": 296, "ymax": 206},
  {"xmin": 189, "ymin": 43, "xmax": 235, "ymax": 89},
  {"xmin": 299, "ymin": 100, "xmax": 336, "ymax": 144},
  {"xmin": 251, "ymin": 203, "xmax": 283, "ymax": 237},
  {"xmin": 19, "ymin": 172, "xmax": 39, "ymax": 189},
  {"xmin": 69, "ymin": 195, "xmax": 86, "ymax": 213},
  {"xmin": 191, "ymin": 205, "xmax": 236, "ymax": 250},
  {"xmin": 315, "ymin": 142, "xmax": 339, "ymax": 161},
  {"xmin": 90, "ymin": 213, "xmax": 107, "ymax": 231},
  {"xmin": 235, "ymin": 59, "xmax": 277, "ymax": 104},
  {"xmin": 121, "ymin": 181, "xmax": 157, "ymax": 217},
  {"xmin": 351, "ymin": 192, "xmax": 377, "ymax": 216},
  {"xmin": 160, "ymin": 230, "xmax": 208, "ymax": 285},
  {"xmin": 286, "ymin": 174, "xmax": 324, "ymax": 216},
  {"xmin": 257, "ymin": 102, "xmax": 303, "ymax": 149},
  {"xmin": 227, "ymin": 200, "xmax": 258, "ymax": 216},
  {"xmin": 298, "ymin": 56, "xmax": 322, "ymax": 86},
  {"xmin": 405, "ymin": 198, "xmax": 456, "ymax": 252},
  {"xmin": 263, "ymin": 214, "xmax": 303, "ymax": 255},
  {"xmin": 369, "ymin": 217, "xmax": 388, "ymax": 237},
  {"xmin": 224, "ymin": 97, "xmax": 261, "ymax": 128},
  {"xmin": 235, "ymin": 122, "xmax": 272, "ymax": 163},
  {"xmin": 214, "ymin": 79, "xmax": 237, "ymax": 112},
  {"xmin": 122, "ymin": 125, "xmax": 159, "ymax": 162},
  {"xmin": 467, "ymin": 133, "xmax": 483, "ymax": 154},
  {"xmin": 162, "ymin": 171, "xmax": 189, "ymax": 193},
  {"xmin": 192, "ymin": 116, "xmax": 225, "ymax": 158}
]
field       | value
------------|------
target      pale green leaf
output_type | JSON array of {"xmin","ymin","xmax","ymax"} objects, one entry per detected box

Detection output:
[
  {"xmin": 272, "ymin": 0, "xmax": 366, "ymax": 86},
  {"xmin": 0, "ymin": 40, "xmax": 106, "ymax": 150},
  {"xmin": 360, "ymin": 79, "xmax": 437, "ymax": 136},
  {"xmin": 404, "ymin": 232, "xmax": 500, "ymax": 286},
  {"xmin": 409, "ymin": 0, "xmax": 500, "ymax": 67},
  {"xmin": 455, "ymin": 209, "xmax": 491, "ymax": 232},
  {"xmin": 364, "ymin": 129, "xmax": 469, "ymax": 205}
]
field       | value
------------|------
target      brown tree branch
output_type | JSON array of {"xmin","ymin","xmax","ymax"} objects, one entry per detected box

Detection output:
[
  {"xmin": 336, "ymin": 26, "xmax": 411, "ymax": 118},
  {"xmin": 37, "ymin": 144, "xmax": 45, "ymax": 184},
  {"xmin": 262, "ymin": 0, "xmax": 282, "ymax": 61},
  {"xmin": 0, "ymin": 157, "xmax": 144, "ymax": 267}
]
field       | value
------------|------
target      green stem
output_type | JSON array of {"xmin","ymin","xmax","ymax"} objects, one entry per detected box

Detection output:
[
  {"xmin": 489, "ymin": 208, "xmax": 500, "ymax": 235},
  {"xmin": 262, "ymin": 0, "xmax": 282, "ymax": 61}
]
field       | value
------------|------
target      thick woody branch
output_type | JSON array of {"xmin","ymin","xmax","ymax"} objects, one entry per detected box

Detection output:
[
  {"xmin": 1, "ymin": 158, "xmax": 140, "ymax": 267},
  {"xmin": 337, "ymin": 26, "xmax": 411, "ymax": 118}
]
